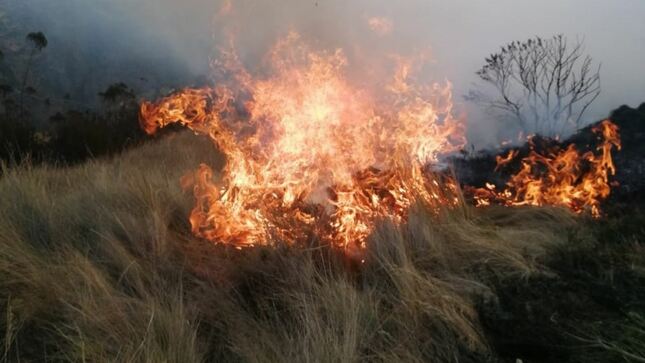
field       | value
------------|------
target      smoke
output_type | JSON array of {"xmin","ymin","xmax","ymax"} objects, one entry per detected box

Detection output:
[{"xmin": 3, "ymin": 0, "xmax": 645, "ymax": 146}]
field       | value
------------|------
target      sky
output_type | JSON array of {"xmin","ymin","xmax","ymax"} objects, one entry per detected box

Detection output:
[{"xmin": 3, "ymin": 0, "xmax": 645, "ymax": 146}]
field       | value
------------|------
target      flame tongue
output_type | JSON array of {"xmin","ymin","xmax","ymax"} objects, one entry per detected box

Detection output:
[
  {"xmin": 140, "ymin": 33, "xmax": 621, "ymax": 253},
  {"xmin": 473, "ymin": 120, "xmax": 621, "ymax": 217},
  {"xmin": 140, "ymin": 33, "xmax": 465, "ymax": 252}
]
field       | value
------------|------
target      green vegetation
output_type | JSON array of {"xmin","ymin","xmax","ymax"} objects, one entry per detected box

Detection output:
[{"xmin": 0, "ymin": 132, "xmax": 643, "ymax": 362}]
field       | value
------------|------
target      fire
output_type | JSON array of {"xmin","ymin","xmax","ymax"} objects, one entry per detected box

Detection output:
[
  {"xmin": 140, "ymin": 29, "xmax": 621, "ymax": 253},
  {"xmin": 140, "ymin": 33, "xmax": 465, "ymax": 253},
  {"xmin": 472, "ymin": 120, "xmax": 621, "ymax": 217}
]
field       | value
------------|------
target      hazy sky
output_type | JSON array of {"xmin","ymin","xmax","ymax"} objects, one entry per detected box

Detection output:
[{"xmin": 5, "ymin": 0, "xmax": 645, "ymax": 145}]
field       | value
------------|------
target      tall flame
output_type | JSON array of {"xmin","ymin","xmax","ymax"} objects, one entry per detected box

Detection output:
[{"xmin": 140, "ymin": 33, "xmax": 465, "ymax": 253}]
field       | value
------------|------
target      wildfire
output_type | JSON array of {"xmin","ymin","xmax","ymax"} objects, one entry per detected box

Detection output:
[
  {"xmin": 472, "ymin": 120, "xmax": 621, "ymax": 217},
  {"xmin": 140, "ymin": 33, "xmax": 465, "ymax": 253},
  {"xmin": 140, "ymin": 29, "xmax": 621, "ymax": 254}
]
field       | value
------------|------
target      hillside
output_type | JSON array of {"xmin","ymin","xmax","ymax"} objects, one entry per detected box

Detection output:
[
  {"xmin": 455, "ymin": 103, "xmax": 645, "ymax": 209},
  {"xmin": 1, "ymin": 131, "xmax": 644, "ymax": 362}
]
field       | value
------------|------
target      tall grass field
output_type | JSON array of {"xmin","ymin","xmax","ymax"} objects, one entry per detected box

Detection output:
[{"xmin": 1, "ymin": 133, "xmax": 643, "ymax": 362}]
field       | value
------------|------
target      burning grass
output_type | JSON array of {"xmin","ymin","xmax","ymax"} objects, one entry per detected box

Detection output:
[
  {"xmin": 140, "ymin": 32, "xmax": 621, "ymax": 260},
  {"xmin": 0, "ymin": 132, "xmax": 601, "ymax": 362},
  {"xmin": 140, "ymin": 32, "xmax": 467, "ymax": 254},
  {"xmin": 471, "ymin": 120, "xmax": 621, "ymax": 217},
  {"xmin": 0, "ymin": 29, "xmax": 631, "ymax": 362}
]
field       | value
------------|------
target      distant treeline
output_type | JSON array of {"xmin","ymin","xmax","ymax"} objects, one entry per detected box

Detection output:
[
  {"xmin": 0, "ymin": 30, "xmax": 148, "ymax": 165},
  {"xmin": 0, "ymin": 81, "xmax": 147, "ymax": 165}
]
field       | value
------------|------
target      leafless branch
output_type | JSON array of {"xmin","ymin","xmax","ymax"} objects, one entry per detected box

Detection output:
[{"xmin": 472, "ymin": 35, "xmax": 601, "ymax": 137}]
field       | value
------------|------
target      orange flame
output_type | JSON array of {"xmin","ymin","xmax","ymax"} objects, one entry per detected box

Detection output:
[
  {"xmin": 473, "ymin": 120, "xmax": 621, "ymax": 217},
  {"xmin": 140, "ymin": 33, "xmax": 465, "ymax": 254},
  {"xmin": 140, "ymin": 31, "xmax": 621, "ymax": 254}
]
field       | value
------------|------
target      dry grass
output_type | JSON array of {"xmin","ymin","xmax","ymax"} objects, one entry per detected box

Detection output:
[{"xmin": 0, "ymin": 132, "xmax": 578, "ymax": 362}]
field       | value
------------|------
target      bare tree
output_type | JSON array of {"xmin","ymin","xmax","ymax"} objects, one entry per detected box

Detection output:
[{"xmin": 471, "ymin": 35, "xmax": 601, "ymax": 137}]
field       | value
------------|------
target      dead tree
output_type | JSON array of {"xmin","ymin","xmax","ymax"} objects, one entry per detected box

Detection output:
[{"xmin": 473, "ymin": 35, "xmax": 601, "ymax": 136}]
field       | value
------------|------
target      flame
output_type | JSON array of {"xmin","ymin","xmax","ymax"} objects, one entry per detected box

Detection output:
[
  {"xmin": 140, "ymin": 30, "xmax": 621, "ymax": 254},
  {"xmin": 495, "ymin": 149, "xmax": 519, "ymax": 171},
  {"xmin": 140, "ymin": 33, "xmax": 465, "ymax": 253},
  {"xmin": 472, "ymin": 120, "xmax": 621, "ymax": 217}
]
